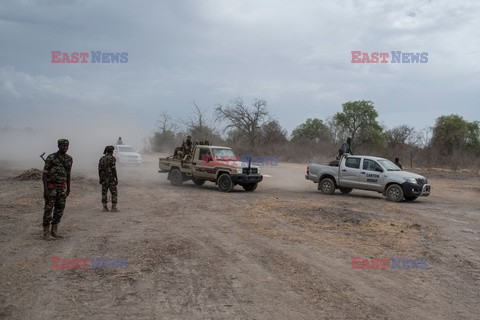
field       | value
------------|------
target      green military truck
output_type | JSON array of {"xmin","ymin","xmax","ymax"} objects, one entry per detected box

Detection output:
[{"xmin": 158, "ymin": 144, "xmax": 263, "ymax": 192}]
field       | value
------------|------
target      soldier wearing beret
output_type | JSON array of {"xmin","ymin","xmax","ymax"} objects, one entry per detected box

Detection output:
[
  {"xmin": 98, "ymin": 145, "xmax": 119, "ymax": 212},
  {"xmin": 42, "ymin": 139, "xmax": 73, "ymax": 240}
]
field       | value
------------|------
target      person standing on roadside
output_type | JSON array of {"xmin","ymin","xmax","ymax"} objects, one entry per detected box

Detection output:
[
  {"xmin": 98, "ymin": 145, "xmax": 119, "ymax": 212},
  {"xmin": 42, "ymin": 139, "xmax": 73, "ymax": 240}
]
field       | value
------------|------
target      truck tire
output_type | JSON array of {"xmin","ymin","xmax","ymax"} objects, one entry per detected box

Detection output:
[
  {"xmin": 169, "ymin": 168, "xmax": 183, "ymax": 186},
  {"xmin": 218, "ymin": 174, "xmax": 234, "ymax": 192},
  {"xmin": 319, "ymin": 178, "xmax": 335, "ymax": 195},
  {"xmin": 193, "ymin": 179, "xmax": 205, "ymax": 186},
  {"xmin": 339, "ymin": 187, "xmax": 353, "ymax": 194},
  {"xmin": 404, "ymin": 195, "xmax": 417, "ymax": 201},
  {"xmin": 242, "ymin": 183, "xmax": 258, "ymax": 192},
  {"xmin": 386, "ymin": 184, "xmax": 403, "ymax": 202}
]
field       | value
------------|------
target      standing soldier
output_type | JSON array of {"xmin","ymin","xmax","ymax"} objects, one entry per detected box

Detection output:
[
  {"xmin": 183, "ymin": 135, "xmax": 193, "ymax": 155},
  {"xmin": 98, "ymin": 145, "xmax": 119, "ymax": 212},
  {"xmin": 42, "ymin": 139, "xmax": 73, "ymax": 240}
]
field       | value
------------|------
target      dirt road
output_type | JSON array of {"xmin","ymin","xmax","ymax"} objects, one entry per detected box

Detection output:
[{"xmin": 0, "ymin": 155, "xmax": 479, "ymax": 319}]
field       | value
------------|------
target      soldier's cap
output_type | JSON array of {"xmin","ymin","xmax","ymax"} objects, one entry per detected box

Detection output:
[
  {"xmin": 58, "ymin": 139, "xmax": 69, "ymax": 146},
  {"xmin": 187, "ymin": 135, "xmax": 192, "ymax": 139},
  {"xmin": 104, "ymin": 145, "xmax": 115, "ymax": 154}
]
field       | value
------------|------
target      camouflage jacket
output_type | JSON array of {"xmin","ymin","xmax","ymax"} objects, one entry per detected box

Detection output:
[
  {"xmin": 43, "ymin": 152, "xmax": 73, "ymax": 184},
  {"xmin": 98, "ymin": 154, "xmax": 117, "ymax": 181}
]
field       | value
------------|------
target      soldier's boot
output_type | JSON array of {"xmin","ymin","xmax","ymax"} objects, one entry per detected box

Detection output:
[
  {"xmin": 103, "ymin": 204, "xmax": 109, "ymax": 212},
  {"xmin": 51, "ymin": 224, "xmax": 63, "ymax": 238},
  {"xmin": 111, "ymin": 204, "xmax": 119, "ymax": 212},
  {"xmin": 43, "ymin": 225, "xmax": 54, "ymax": 240}
]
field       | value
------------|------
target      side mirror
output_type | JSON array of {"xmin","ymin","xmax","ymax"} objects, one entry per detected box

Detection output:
[{"xmin": 375, "ymin": 168, "xmax": 384, "ymax": 173}]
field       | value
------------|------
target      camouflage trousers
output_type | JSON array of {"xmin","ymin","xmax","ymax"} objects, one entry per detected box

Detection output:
[
  {"xmin": 43, "ymin": 186, "xmax": 67, "ymax": 226},
  {"xmin": 102, "ymin": 182, "xmax": 118, "ymax": 204}
]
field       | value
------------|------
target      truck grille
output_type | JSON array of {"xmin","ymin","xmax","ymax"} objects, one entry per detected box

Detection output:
[{"xmin": 243, "ymin": 168, "xmax": 258, "ymax": 174}]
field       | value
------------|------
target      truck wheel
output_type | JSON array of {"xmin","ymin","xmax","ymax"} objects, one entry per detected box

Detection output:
[
  {"xmin": 242, "ymin": 183, "xmax": 258, "ymax": 192},
  {"xmin": 193, "ymin": 179, "xmax": 205, "ymax": 186},
  {"xmin": 404, "ymin": 195, "xmax": 417, "ymax": 201},
  {"xmin": 319, "ymin": 178, "xmax": 335, "ymax": 195},
  {"xmin": 218, "ymin": 174, "xmax": 234, "ymax": 192},
  {"xmin": 169, "ymin": 168, "xmax": 183, "ymax": 186},
  {"xmin": 386, "ymin": 184, "xmax": 403, "ymax": 202},
  {"xmin": 339, "ymin": 187, "xmax": 353, "ymax": 194}
]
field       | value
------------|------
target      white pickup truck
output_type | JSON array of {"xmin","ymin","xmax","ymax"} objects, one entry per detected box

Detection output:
[{"xmin": 305, "ymin": 155, "xmax": 431, "ymax": 202}]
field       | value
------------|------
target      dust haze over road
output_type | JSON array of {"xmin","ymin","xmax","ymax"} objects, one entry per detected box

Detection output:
[
  {"xmin": 0, "ymin": 154, "xmax": 479, "ymax": 319},
  {"xmin": 0, "ymin": 119, "xmax": 148, "ymax": 171}
]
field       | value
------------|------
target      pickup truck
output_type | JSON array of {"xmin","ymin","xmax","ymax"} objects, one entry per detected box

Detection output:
[
  {"xmin": 159, "ymin": 144, "xmax": 263, "ymax": 192},
  {"xmin": 305, "ymin": 155, "xmax": 430, "ymax": 202}
]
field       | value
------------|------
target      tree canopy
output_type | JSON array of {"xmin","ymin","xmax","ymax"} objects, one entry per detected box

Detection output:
[
  {"xmin": 291, "ymin": 118, "xmax": 331, "ymax": 142},
  {"xmin": 431, "ymin": 114, "xmax": 480, "ymax": 155}
]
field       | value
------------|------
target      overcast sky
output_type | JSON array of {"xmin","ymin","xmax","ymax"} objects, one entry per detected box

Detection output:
[{"xmin": 1, "ymin": 0, "xmax": 479, "ymax": 147}]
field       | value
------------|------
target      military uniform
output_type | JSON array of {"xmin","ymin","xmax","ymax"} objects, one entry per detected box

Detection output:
[
  {"xmin": 43, "ymin": 140, "xmax": 73, "ymax": 238},
  {"xmin": 98, "ymin": 150, "xmax": 118, "ymax": 211}
]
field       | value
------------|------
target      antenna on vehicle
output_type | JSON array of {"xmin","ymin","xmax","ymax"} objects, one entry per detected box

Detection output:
[{"xmin": 248, "ymin": 155, "xmax": 251, "ymax": 174}]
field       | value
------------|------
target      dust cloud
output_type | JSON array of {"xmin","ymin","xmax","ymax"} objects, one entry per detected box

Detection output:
[{"xmin": 0, "ymin": 117, "xmax": 150, "ymax": 173}]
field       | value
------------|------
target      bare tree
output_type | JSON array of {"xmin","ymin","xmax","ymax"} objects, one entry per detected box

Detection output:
[
  {"xmin": 215, "ymin": 98, "xmax": 270, "ymax": 151},
  {"xmin": 385, "ymin": 125, "xmax": 415, "ymax": 147},
  {"xmin": 156, "ymin": 112, "xmax": 178, "ymax": 133},
  {"xmin": 183, "ymin": 101, "xmax": 207, "ymax": 132},
  {"xmin": 151, "ymin": 112, "xmax": 178, "ymax": 152},
  {"xmin": 182, "ymin": 100, "xmax": 222, "ymax": 144}
]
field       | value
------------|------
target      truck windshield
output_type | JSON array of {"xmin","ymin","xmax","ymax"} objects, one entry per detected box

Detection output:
[
  {"xmin": 118, "ymin": 146, "xmax": 136, "ymax": 152},
  {"xmin": 211, "ymin": 148, "xmax": 236, "ymax": 160},
  {"xmin": 378, "ymin": 159, "xmax": 402, "ymax": 171}
]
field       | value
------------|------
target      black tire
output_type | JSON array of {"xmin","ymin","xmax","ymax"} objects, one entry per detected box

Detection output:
[
  {"xmin": 169, "ymin": 168, "xmax": 183, "ymax": 186},
  {"xmin": 404, "ymin": 195, "xmax": 417, "ymax": 201},
  {"xmin": 386, "ymin": 184, "xmax": 404, "ymax": 202},
  {"xmin": 193, "ymin": 179, "xmax": 205, "ymax": 186},
  {"xmin": 339, "ymin": 187, "xmax": 353, "ymax": 194},
  {"xmin": 217, "ymin": 174, "xmax": 234, "ymax": 192},
  {"xmin": 319, "ymin": 178, "xmax": 335, "ymax": 195},
  {"xmin": 242, "ymin": 183, "xmax": 258, "ymax": 192}
]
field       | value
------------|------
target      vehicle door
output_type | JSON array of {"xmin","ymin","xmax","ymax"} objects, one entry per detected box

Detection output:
[
  {"xmin": 358, "ymin": 159, "xmax": 385, "ymax": 191},
  {"xmin": 339, "ymin": 157, "xmax": 362, "ymax": 188},
  {"xmin": 193, "ymin": 147, "xmax": 215, "ymax": 179}
]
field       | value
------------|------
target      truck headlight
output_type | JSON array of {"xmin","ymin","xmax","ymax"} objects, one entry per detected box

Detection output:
[
  {"xmin": 406, "ymin": 178, "xmax": 417, "ymax": 184},
  {"xmin": 235, "ymin": 168, "xmax": 243, "ymax": 174}
]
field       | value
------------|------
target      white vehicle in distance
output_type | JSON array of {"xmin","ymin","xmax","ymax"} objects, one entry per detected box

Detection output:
[{"xmin": 113, "ymin": 145, "xmax": 142, "ymax": 166}]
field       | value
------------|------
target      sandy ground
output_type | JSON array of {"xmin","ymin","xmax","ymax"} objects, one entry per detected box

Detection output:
[{"xmin": 0, "ymin": 155, "xmax": 479, "ymax": 319}]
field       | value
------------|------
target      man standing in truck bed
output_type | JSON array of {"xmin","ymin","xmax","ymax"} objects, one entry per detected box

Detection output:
[
  {"xmin": 42, "ymin": 139, "xmax": 73, "ymax": 240},
  {"xmin": 341, "ymin": 137, "xmax": 354, "ymax": 155},
  {"xmin": 99, "ymin": 145, "xmax": 119, "ymax": 212}
]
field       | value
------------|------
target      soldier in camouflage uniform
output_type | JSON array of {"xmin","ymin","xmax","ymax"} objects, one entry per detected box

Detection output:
[
  {"xmin": 42, "ymin": 139, "xmax": 73, "ymax": 240},
  {"xmin": 98, "ymin": 145, "xmax": 119, "ymax": 212}
]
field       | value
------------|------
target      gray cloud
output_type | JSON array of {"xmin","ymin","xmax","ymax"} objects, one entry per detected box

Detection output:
[{"xmin": 0, "ymin": 0, "xmax": 478, "ymax": 141}]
